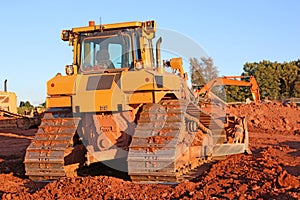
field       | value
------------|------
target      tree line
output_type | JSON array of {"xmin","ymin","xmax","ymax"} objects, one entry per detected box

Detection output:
[{"xmin": 190, "ymin": 58, "xmax": 300, "ymax": 102}]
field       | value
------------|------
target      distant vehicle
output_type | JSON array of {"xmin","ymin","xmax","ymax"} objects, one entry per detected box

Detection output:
[
  {"xmin": 0, "ymin": 80, "xmax": 41, "ymax": 129},
  {"xmin": 0, "ymin": 80, "xmax": 17, "ymax": 113}
]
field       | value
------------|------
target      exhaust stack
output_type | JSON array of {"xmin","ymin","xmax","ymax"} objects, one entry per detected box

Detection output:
[
  {"xmin": 156, "ymin": 37, "xmax": 163, "ymax": 73},
  {"xmin": 4, "ymin": 79, "xmax": 7, "ymax": 92}
]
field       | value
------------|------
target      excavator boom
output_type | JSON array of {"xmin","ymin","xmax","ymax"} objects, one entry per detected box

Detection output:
[{"xmin": 195, "ymin": 75, "xmax": 260, "ymax": 102}]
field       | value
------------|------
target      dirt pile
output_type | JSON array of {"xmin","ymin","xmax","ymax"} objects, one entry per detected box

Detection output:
[
  {"xmin": 189, "ymin": 142, "xmax": 299, "ymax": 199},
  {"xmin": 227, "ymin": 102, "xmax": 300, "ymax": 134}
]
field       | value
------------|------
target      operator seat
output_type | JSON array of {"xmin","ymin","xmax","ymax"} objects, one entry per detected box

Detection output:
[{"xmin": 96, "ymin": 49, "xmax": 115, "ymax": 69}]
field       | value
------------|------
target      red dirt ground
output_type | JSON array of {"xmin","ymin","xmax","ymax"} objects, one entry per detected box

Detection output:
[{"xmin": 0, "ymin": 102, "xmax": 299, "ymax": 199}]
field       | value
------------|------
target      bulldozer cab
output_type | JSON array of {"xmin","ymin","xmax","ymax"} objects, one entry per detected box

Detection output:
[{"xmin": 62, "ymin": 21, "xmax": 156, "ymax": 75}]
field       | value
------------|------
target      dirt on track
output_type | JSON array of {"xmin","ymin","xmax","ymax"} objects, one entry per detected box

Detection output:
[{"xmin": 0, "ymin": 102, "xmax": 299, "ymax": 199}]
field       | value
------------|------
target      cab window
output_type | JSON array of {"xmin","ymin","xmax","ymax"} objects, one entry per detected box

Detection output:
[{"xmin": 80, "ymin": 33, "xmax": 133, "ymax": 73}]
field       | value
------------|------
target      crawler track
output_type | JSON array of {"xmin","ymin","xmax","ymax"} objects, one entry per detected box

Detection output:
[
  {"xmin": 24, "ymin": 109, "xmax": 84, "ymax": 181},
  {"xmin": 128, "ymin": 100, "xmax": 225, "ymax": 183},
  {"xmin": 0, "ymin": 109, "xmax": 39, "ymax": 130},
  {"xmin": 24, "ymin": 102, "xmax": 245, "ymax": 183}
]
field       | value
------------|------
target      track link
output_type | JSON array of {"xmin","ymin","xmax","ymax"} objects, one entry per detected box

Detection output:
[{"xmin": 24, "ymin": 110, "xmax": 83, "ymax": 181}]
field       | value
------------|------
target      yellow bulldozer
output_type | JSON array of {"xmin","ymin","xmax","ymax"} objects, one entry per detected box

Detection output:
[
  {"xmin": 0, "ymin": 80, "xmax": 18, "ymax": 114},
  {"xmin": 24, "ymin": 20, "xmax": 250, "ymax": 183},
  {"xmin": 0, "ymin": 80, "xmax": 40, "ymax": 129}
]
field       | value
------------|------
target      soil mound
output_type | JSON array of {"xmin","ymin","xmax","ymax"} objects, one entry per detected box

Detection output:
[{"xmin": 227, "ymin": 102, "xmax": 300, "ymax": 134}]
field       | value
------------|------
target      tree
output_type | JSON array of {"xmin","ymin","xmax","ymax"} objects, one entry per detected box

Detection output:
[
  {"xmin": 24, "ymin": 101, "xmax": 33, "ymax": 108},
  {"xmin": 19, "ymin": 101, "xmax": 33, "ymax": 108},
  {"xmin": 241, "ymin": 59, "xmax": 300, "ymax": 100},
  {"xmin": 279, "ymin": 61, "xmax": 299, "ymax": 98},
  {"xmin": 243, "ymin": 60, "xmax": 281, "ymax": 100},
  {"xmin": 225, "ymin": 85, "xmax": 253, "ymax": 102},
  {"xmin": 40, "ymin": 101, "xmax": 46, "ymax": 108},
  {"xmin": 189, "ymin": 57, "xmax": 219, "ymax": 86},
  {"xmin": 190, "ymin": 57, "xmax": 205, "ymax": 86},
  {"xmin": 18, "ymin": 100, "xmax": 34, "ymax": 115},
  {"xmin": 293, "ymin": 60, "xmax": 300, "ymax": 97},
  {"xmin": 293, "ymin": 75, "xmax": 300, "ymax": 97},
  {"xmin": 201, "ymin": 57, "xmax": 219, "ymax": 83},
  {"xmin": 19, "ymin": 101, "xmax": 25, "ymax": 107}
]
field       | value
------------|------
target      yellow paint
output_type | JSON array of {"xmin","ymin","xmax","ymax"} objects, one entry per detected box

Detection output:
[
  {"xmin": 72, "ymin": 21, "xmax": 143, "ymax": 33},
  {"xmin": 128, "ymin": 92, "xmax": 153, "ymax": 104},
  {"xmin": 71, "ymin": 21, "xmax": 156, "ymax": 34},
  {"xmin": 121, "ymin": 71, "xmax": 154, "ymax": 91},
  {"xmin": 72, "ymin": 74, "xmax": 126, "ymax": 112},
  {"xmin": 47, "ymin": 74, "xmax": 77, "ymax": 96},
  {"xmin": 0, "ymin": 91, "xmax": 17, "ymax": 113},
  {"xmin": 170, "ymin": 58, "xmax": 184, "ymax": 76},
  {"xmin": 46, "ymin": 96, "xmax": 72, "ymax": 108}
]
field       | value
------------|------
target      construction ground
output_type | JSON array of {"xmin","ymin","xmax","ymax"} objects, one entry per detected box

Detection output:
[{"xmin": 0, "ymin": 101, "xmax": 299, "ymax": 199}]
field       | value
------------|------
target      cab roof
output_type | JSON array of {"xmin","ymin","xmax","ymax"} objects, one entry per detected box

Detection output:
[{"xmin": 72, "ymin": 21, "xmax": 154, "ymax": 33}]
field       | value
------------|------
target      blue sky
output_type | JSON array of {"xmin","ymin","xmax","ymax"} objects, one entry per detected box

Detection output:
[{"xmin": 0, "ymin": 1, "xmax": 299, "ymax": 105}]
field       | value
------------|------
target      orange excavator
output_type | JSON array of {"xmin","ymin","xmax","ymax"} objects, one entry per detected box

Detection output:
[{"xmin": 194, "ymin": 76, "xmax": 260, "ymax": 103}]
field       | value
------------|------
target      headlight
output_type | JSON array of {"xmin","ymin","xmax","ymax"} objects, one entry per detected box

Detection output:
[
  {"xmin": 135, "ymin": 61, "xmax": 143, "ymax": 70},
  {"xmin": 144, "ymin": 20, "xmax": 156, "ymax": 33},
  {"xmin": 61, "ymin": 30, "xmax": 70, "ymax": 41},
  {"xmin": 65, "ymin": 65, "xmax": 74, "ymax": 75}
]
